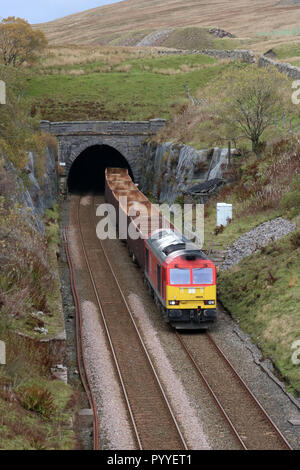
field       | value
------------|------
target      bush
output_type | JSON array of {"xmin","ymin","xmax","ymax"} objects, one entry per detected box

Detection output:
[
  {"xmin": 21, "ymin": 385, "xmax": 54, "ymax": 418},
  {"xmin": 280, "ymin": 190, "xmax": 300, "ymax": 216},
  {"xmin": 0, "ymin": 201, "xmax": 55, "ymax": 317},
  {"xmin": 290, "ymin": 231, "xmax": 300, "ymax": 249}
]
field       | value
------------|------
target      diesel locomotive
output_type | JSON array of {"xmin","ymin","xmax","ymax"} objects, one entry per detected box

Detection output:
[{"xmin": 105, "ymin": 168, "xmax": 217, "ymax": 329}]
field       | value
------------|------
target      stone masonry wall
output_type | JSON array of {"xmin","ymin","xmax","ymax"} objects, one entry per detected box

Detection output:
[
  {"xmin": 258, "ymin": 54, "xmax": 300, "ymax": 80},
  {"xmin": 157, "ymin": 48, "xmax": 256, "ymax": 63},
  {"xmin": 41, "ymin": 119, "xmax": 166, "ymax": 184}
]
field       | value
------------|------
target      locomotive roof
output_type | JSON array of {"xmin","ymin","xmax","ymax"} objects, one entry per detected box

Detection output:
[{"xmin": 146, "ymin": 229, "xmax": 208, "ymax": 264}]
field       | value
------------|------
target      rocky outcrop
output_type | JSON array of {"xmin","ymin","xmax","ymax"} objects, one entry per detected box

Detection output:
[
  {"xmin": 208, "ymin": 28, "xmax": 235, "ymax": 38},
  {"xmin": 184, "ymin": 178, "xmax": 225, "ymax": 204},
  {"xmin": 139, "ymin": 142, "xmax": 229, "ymax": 204},
  {"xmin": 3, "ymin": 146, "xmax": 58, "ymax": 233}
]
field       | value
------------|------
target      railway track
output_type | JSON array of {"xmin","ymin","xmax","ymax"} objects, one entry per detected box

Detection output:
[
  {"xmin": 68, "ymin": 192, "xmax": 292, "ymax": 450},
  {"xmin": 176, "ymin": 331, "xmax": 293, "ymax": 450},
  {"xmin": 64, "ymin": 226, "xmax": 100, "ymax": 451},
  {"xmin": 75, "ymin": 194, "xmax": 187, "ymax": 450}
]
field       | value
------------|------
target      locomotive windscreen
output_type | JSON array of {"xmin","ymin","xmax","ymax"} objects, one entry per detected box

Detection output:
[
  {"xmin": 192, "ymin": 268, "xmax": 213, "ymax": 285},
  {"xmin": 170, "ymin": 269, "xmax": 191, "ymax": 285}
]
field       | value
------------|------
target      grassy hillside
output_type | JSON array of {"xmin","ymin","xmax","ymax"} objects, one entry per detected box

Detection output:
[
  {"xmin": 202, "ymin": 139, "xmax": 300, "ymax": 393},
  {"xmin": 27, "ymin": 47, "xmax": 228, "ymax": 121},
  {"xmin": 0, "ymin": 66, "xmax": 77, "ymax": 449},
  {"xmin": 35, "ymin": 0, "xmax": 300, "ymax": 45}
]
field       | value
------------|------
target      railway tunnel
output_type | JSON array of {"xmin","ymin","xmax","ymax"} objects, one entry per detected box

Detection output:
[{"xmin": 67, "ymin": 144, "xmax": 134, "ymax": 193}]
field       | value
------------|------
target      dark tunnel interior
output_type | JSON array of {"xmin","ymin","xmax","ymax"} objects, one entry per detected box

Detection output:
[{"xmin": 67, "ymin": 145, "xmax": 134, "ymax": 193}]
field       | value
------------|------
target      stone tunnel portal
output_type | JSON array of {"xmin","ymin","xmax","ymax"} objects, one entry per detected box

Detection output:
[{"xmin": 67, "ymin": 145, "xmax": 134, "ymax": 193}]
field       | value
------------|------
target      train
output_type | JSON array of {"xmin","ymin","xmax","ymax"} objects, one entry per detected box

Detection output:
[{"xmin": 105, "ymin": 167, "xmax": 217, "ymax": 329}]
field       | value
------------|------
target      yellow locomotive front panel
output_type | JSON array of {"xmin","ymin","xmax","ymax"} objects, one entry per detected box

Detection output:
[{"xmin": 166, "ymin": 285, "xmax": 217, "ymax": 310}]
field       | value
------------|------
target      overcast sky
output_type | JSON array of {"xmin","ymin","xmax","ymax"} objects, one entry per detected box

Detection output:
[{"xmin": 0, "ymin": 0, "xmax": 122, "ymax": 24}]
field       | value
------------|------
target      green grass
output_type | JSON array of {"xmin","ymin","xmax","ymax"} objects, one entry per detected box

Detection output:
[
  {"xmin": 5, "ymin": 203, "xmax": 64, "ymax": 339},
  {"xmin": 258, "ymin": 27, "xmax": 300, "ymax": 38},
  {"xmin": 162, "ymin": 27, "xmax": 214, "ymax": 50},
  {"xmin": 42, "ymin": 204, "xmax": 64, "ymax": 337},
  {"xmin": 218, "ymin": 227, "xmax": 300, "ymax": 394},
  {"xmin": 27, "ymin": 54, "xmax": 227, "ymax": 121},
  {"xmin": 203, "ymin": 206, "xmax": 281, "ymax": 250},
  {"xmin": 273, "ymin": 42, "xmax": 300, "ymax": 60},
  {"xmin": 0, "ymin": 324, "xmax": 76, "ymax": 449},
  {"xmin": 212, "ymin": 37, "xmax": 258, "ymax": 51},
  {"xmin": 0, "ymin": 378, "xmax": 75, "ymax": 449},
  {"xmin": 202, "ymin": 139, "xmax": 300, "ymax": 393}
]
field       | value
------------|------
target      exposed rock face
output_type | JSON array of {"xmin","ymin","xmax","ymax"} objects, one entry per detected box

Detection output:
[
  {"xmin": 3, "ymin": 146, "xmax": 58, "ymax": 233},
  {"xmin": 185, "ymin": 178, "xmax": 225, "ymax": 203},
  {"xmin": 37, "ymin": 147, "xmax": 58, "ymax": 212},
  {"xmin": 221, "ymin": 218, "xmax": 296, "ymax": 270},
  {"xmin": 139, "ymin": 142, "xmax": 229, "ymax": 204}
]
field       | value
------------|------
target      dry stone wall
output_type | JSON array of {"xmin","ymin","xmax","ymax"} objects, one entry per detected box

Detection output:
[
  {"xmin": 157, "ymin": 48, "xmax": 256, "ymax": 63},
  {"xmin": 258, "ymin": 54, "xmax": 300, "ymax": 80}
]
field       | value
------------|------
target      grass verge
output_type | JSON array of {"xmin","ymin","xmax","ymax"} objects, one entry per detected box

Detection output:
[
  {"xmin": 217, "ymin": 227, "xmax": 300, "ymax": 394},
  {"xmin": 27, "ymin": 51, "xmax": 228, "ymax": 121}
]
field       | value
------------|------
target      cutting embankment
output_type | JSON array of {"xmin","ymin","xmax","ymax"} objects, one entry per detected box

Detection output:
[
  {"xmin": 201, "ymin": 139, "xmax": 300, "ymax": 394},
  {"xmin": 0, "ymin": 65, "xmax": 77, "ymax": 450},
  {"xmin": 26, "ymin": 40, "xmax": 300, "ymax": 395}
]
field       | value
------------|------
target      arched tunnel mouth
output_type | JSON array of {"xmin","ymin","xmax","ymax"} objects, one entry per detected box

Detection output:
[{"xmin": 67, "ymin": 145, "xmax": 134, "ymax": 194}]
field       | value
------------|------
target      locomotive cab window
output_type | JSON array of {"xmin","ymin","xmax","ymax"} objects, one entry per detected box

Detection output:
[
  {"xmin": 193, "ymin": 268, "xmax": 213, "ymax": 285},
  {"xmin": 170, "ymin": 269, "xmax": 191, "ymax": 285}
]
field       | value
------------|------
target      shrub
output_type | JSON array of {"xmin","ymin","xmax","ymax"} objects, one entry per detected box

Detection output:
[
  {"xmin": 215, "ymin": 224, "xmax": 224, "ymax": 235},
  {"xmin": 40, "ymin": 133, "xmax": 58, "ymax": 154},
  {"xmin": 280, "ymin": 190, "xmax": 300, "ymax": 216},
  {"xmin": 0, "ymin": 200, "xmax": 55, "ymax": 317},
  {"xmin": 114, "ymin": 64, "xmax": 132, "ymax": 73},
  {"xmin": 290, "ymin": 231, "xmax": 300, "ymax": 249},
  {"xmin": 21, "ymin": 385, "xmax": 54, "ymax": 418}
]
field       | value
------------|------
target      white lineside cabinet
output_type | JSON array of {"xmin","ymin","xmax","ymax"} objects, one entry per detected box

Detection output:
[{"xmin": 217, "ymin": 203, "xmax": 232, "ymax": 227}]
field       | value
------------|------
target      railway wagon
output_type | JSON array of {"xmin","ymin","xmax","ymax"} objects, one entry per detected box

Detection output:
[{"xmin": 105, "ymin": 168, "xmax": 217, "ymax": 329}]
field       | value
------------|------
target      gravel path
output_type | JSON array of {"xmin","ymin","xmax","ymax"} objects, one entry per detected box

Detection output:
[
  {"xmin": 221, "ymin": 217, "xmax": 296, "ymax": 270},
  {"xmin": 81, "ymin": 300, "xmax": 136, "ymax": 450}
]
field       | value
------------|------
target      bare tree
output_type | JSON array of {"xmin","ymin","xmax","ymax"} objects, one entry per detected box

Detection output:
[{"xmin": 204, "ymin": 66, "xmax": 290, "ymax": 156}]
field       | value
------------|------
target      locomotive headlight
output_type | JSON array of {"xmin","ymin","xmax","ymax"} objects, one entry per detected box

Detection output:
[
  {"xmin": 204, "ymin": 300, "xmax": 215, "ymax": 305},
  {"xmin": 169, "ymin": 300, "xmax": 180, "ymax": 306}
]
